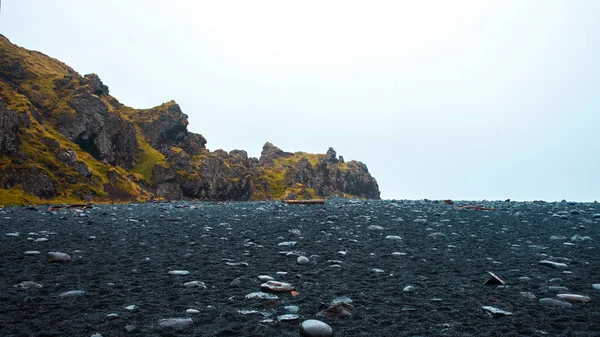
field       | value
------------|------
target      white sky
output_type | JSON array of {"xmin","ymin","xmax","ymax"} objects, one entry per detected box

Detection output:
[{"xmin": 2, "ymin": 0, "xmax": 599, "ymax": 201}]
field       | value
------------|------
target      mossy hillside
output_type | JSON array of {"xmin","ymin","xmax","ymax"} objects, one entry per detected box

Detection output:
[
  {"xmin": 130, "ymin": 136, "xmax": 166, "ymax": 182},
  {"xmin": 252, "ymin": 152, "xmax": 325, "ymax": 200},
  {"xmin": 0, "ymin": 35, "xmax": 79, "ymax": 116}
]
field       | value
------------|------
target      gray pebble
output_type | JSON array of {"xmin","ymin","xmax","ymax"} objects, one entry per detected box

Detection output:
[
  {"xmin": 539, "ymin": 298, "xmax": 573, "ymax": 308},
  {"xmin": 297, "ymin": 256, "xmax": 310, "ymax": 265},
  {"xmin": 299, "ymin": 319, "xmax": 333, "ymax": 337},
  {"xmin": 158, "ymin": 317, "xmax": 193, "ymax": 329}
]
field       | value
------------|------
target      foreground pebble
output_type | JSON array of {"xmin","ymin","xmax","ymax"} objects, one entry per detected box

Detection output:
[
  {"xmin": 556, "ymin": 294, "xmax": 592, "ymax": 303},
  {"xmin": 299, "ymin": 319, "xmax": 333, "ymax": 337},
  {"xmin": 47, "ymin": 252, "xmax": 71, "ymax": 262}
]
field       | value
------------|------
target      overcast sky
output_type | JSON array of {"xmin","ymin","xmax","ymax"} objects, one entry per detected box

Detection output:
[{"xmin": 2, "ymin": 1, "xmax": 599, "ymax": 201}]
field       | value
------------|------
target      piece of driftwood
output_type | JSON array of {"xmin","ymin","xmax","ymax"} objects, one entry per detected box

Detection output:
[
  {"xmin": 283, "ymin": 199, "xmax": 325, "ymax": 205},
  {"xmin": 47, "ymin": 204, "xmax": 93, "ymax": 211}
]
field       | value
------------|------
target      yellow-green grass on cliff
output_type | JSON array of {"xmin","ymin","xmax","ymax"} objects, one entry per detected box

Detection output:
[
  {"xmin": 273, "ymin": 152, "xmax": 324, "ymax": 168},
  {"xmin": 130, "ymin": 139, "xmax": 165, "ymax": 182},
  {"xmin": 0, "ymin": 35, "xmax": 78, "ymax": 115}
]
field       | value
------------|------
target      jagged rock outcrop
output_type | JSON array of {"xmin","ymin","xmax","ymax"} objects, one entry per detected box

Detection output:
[
  {"xmin": 259, "ymin": 142, "xmax": 290, "ymax": 166},
  {"xmin": 0, "ymin": 34, "xmax": 381, "ymax": 205},
  {"xmin": 56, "ymin": 78, "xmax": 139, "ymax": 169},
  {"xmin": 257, "ymin": 142, "xmax": 380, "ymax": 200},
  {"xmin": 132, "ymin": 101, "xmax": 207, "ymax": 156}
]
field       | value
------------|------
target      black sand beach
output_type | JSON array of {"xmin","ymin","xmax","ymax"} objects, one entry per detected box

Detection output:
[{"xmin": 1, "ymin": 199, "xmax": 599, "ymax": 336}]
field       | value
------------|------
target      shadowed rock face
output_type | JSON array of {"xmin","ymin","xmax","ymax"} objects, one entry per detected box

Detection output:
[
  {"xmin": 0, "ymin": 99, "xmax": 22, "ymax": 155},
  {"xmin": 134, "ymin": 101, "xmax": 207, "ymax": 156},
  {"xmin": 56, "ymin": 80, "xmax": 139, "ymax": 169}
]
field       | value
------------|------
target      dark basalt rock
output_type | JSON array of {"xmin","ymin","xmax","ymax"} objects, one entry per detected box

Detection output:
[
  {"xmin": 56, "ymin": 85, "xmax": 139, "ymax": 169},
  {"xmin": 20, "ymin": 166, "xmax": 56, "ymax": 199},
  {"xmin": 134, "ymin": 101, "xmax": 207, "ymax": 156},
  {"xmin": 0, "ymin": 99, "xmax": 21, "ymax": 155},
  {"xmin": 259, "ymin": 142, "xmax": 290, "ymax": 166}
]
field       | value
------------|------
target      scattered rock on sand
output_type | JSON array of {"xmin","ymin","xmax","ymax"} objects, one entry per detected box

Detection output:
[
  {"xmin": 297, "ymin": 256, "xmax": 310, "ymax": 265},
  {"xmin": 59, "ymin": 290, "xmax": 85, "ymax": 297},
  {"xmin": 47, "ymin": 251, "xmax": 71, "ymax": 262},
  {"xmin": 482, "ymin": 306, "xmax": 514, "ymax": 318},
  {"xmin": 539, "ymin": 260, "xmax": 568, "ymax": 269},
  {"xmin": 593, "ymin": 284, "xmax": 600, "ymax": 292},
  {"xmin": 169, "ymin": 270, "xmax": 190, "ymax": 275},
  {"xmin": 24, "ymin": 251, "xmax": 41, "ymax": 255},
  {"xmin": 14, "ymin": 281, "xmax": 43, "ymax": 289},
  {"xmin": 367, "ymin": 225, "xmax": 384, "ymax": 230},
  {"xmin": 245, "ymin": 292, "xmax": 278, "ymax": 300},
  {"xmin": 556, "ymin": 294, "xmax": 592, "ymax": 303},
  {"xmin": 261, "ymin": 280, "xmax": 294, "ymax": 292},
  {"xmin": 539, "ymin": 298, "xmax": 573, "ymax": 308},
  {"xmin": 299, "ymin": 319, "xmax": 333, "ymax": 337},
  {"xmin": 427, "ymin": 232, "xmax": 447, "ymax": 239},
  {"xmin": 318, "ymin": 301, "xmax": 355, "ymax": 319},
  {"xmin": 158, "ymin": 317, "xmax": 193, "ymax": 329},
  {"xmin": 183, "ymin": 281, "xmax": 206, "ymax": 289}
]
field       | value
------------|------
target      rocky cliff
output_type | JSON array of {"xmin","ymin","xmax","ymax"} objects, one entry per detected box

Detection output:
[{"xmin": 0, "ymin": 35, "xmax": 380, "ymax": 205}]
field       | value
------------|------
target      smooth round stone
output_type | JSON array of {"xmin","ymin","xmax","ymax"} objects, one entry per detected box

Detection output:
[
  {"xmin": 285, "ymin": 305, "xmax": 300, "ymax": 313},
  {"xmin": 593, "ymin": 284, "xmax": 600, "ymax": 291},
  {"xmin": 24, "ymin": 251, "xmax": 41, "ymax": 256},
  {"xmin": 106, "ymin": 313, "xmax": 119, "ymax": 320},
  {"xmin": 367, "ymin": 225, "xmax": 384, "ymax": 230},
  {"xmin": 158, "ymin": 317, "xmax": 193, "ymax": 328},
  {"xmin": 403, "ymin": 285, "xmax": 415, "ymax": 292},
  {"xmin": 125, "ymin": 305, "xmax": 138, "ymax": 310},
  {"xmin": 48, "ymin": 252, "xmax": 71, "ymax": 262},
  {"xmin": 332, "ymin": 296, "xmax": 353, "ymax": 304},
  {"xmin": 34, "ymin": 238, "xmax": 48, "ymax": 242},
  {"xmin": 518, "ymin": 277, "xmax": 531, "ymax": 282},
  {"xmin": 90, "ymin": 334, "xmax": 103, "ymax": 337},
  {"xmin": 548, "ymin": 286, "xmax": 569, "ymax": 292},
  {"xmin": 299, "ymin": 319, "xmax": 333, "ymax": 337},
  {"xmin": 169, "ymin": 270, "xmax": 190, "ymax": 276},
  {"xmin": 245, "ymin": 292, "xmax": 278, "ymax": 300},
  {"xmin": 258, "ymin": 275, "xmax": 274, "ymax": 281},
  {"xmin": 427, "ymin": 232, "xmax": 447, "ymax": 239},
  {"xmin": 520, "ymin": 291, "xmax": 537, "ymax": 300},
  {"xmin": 59, "ymin": 290, "xmax": 85, "ymax": 297},
  {"xmin": 186, "ymin": 309, "xmax": 200, "ymax": 314},
  {"xmin": 297, "ymin": 256, "xmax": 310, "ymax": 265},
  {"xmin": 278, "ymin": 314, "xmax": 300, "ymax": 321},
  {"xmin": 230, "ymin": 278, "xmax": 241, "ymax": 287},
  {"xmin": 414, "ymin": 218, "xmax": 427, "ymax": 224},
  {"xmin": 385, "ymin": 235, "xmax": 402, "ymax": 240},
  {"xmin": 539, "ymin": 298, "xmax": 573, "ymax": 308},
  {"xmin": 183, "ymin": 281, "xmax": 206, "ymax": 288},
  {"xmin": 14, "ymin": 281, "xmax": 43, "ymax": 289},
  {"xmin": 392, "ymin": 252, "xmax": 407, "ymax": 256}
]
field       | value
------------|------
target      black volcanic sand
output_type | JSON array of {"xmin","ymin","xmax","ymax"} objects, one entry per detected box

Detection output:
[{"xmin": 1, "ymin": 200, "xmax": 600, "ymax": 337}]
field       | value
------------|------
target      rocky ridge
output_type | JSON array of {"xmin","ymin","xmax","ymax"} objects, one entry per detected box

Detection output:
[{"xmin": 0, "ymin": 35, "xmax": 379, "ymax": 205}]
